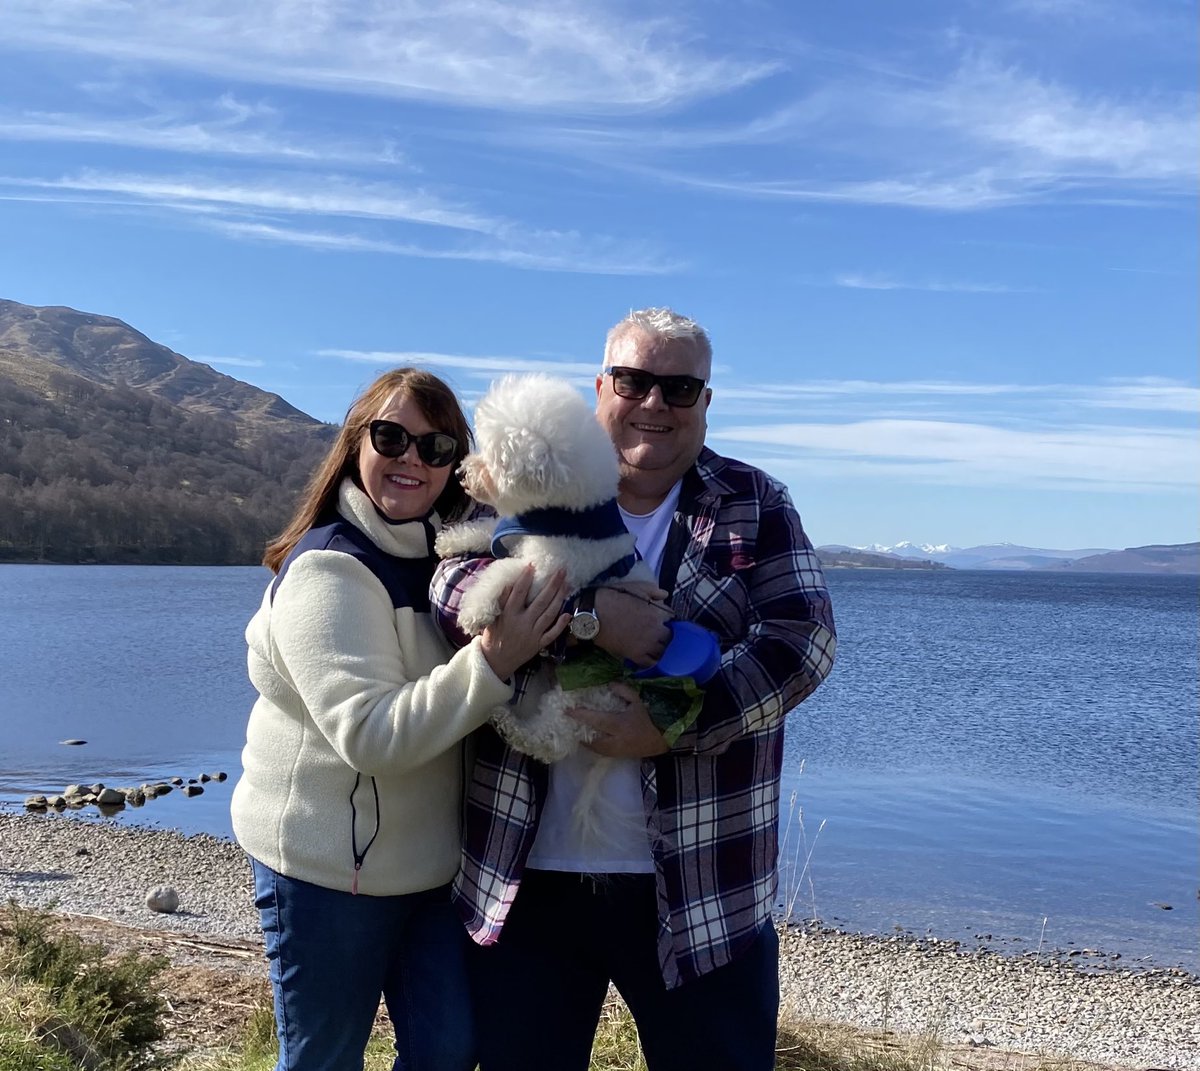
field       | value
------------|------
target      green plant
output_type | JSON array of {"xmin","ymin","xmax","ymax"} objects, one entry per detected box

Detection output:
[
  {"xmin": 0, "ymin": 902, "xmax": 171, "ymax": 1070},
  {"xmin": 239, "ymin": 1002, "xmax": 278, "ymax": 1062},
  {"xmin": 200, "ymin": 1003, "xmax": 398, "ymax": 1071},
  {"xmin": 0, "ymin": 978, "xmax": 82, "ymax": 1071}
]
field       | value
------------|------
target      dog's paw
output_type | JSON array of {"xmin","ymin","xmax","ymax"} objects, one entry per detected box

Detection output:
[
  {"xmin": 434, "ymin": 519, "xmax": 497, "ymax": 559},
  {"xmin": 454, "ymin": 587, "xmax": 499, "ymax": 634},
  {"xmin": 457, "ymin": 604, "xmax": 499, "ymax": 635},
  {"xmin": 457, "ymin": 559, "xmax": 529, "ymax": 635}
]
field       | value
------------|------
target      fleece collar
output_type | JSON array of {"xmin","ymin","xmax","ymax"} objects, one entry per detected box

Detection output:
[{"xmin": 338, "ymin": 478, "xmax": 439, "ymax": 560}]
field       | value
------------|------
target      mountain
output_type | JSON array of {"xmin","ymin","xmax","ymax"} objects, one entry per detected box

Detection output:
[
  {"xmin": 816, "ymin": 546, "xmax": 948, "ymax": 570},
  {"xmin": 0, "ymin": 298, "xmax": 317, "ymax": 433},
  {"xmin": 1043, "ymin": 543, "xmax": 1200, "ymax": 575},
  {"xmin": 0, "ymin": 298, "xmax": 336, "ymax": 565},
  {"xmin": 859, "ymin": 541, "xmax": 954, "ymax": 557},
  {"xmin": 842, "ymin": 539, "xmax": 1197, "ymax": 574},
  {"xmin": 858, "ymin": 541, "xmax": 1113, "ymax": 570}
]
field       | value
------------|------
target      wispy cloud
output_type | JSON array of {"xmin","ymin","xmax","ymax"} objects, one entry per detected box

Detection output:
[
  {"xmin": 197, "ymin": 355, "xmax": 265, "ymax": 368},
  {"xmin": 709, "ymin": 418, "xmax": 1198, "ymax": 491},
  {"xmin": 626, "ymin": 169, "xmax": 1053, "ymax": 210},
  {"xmin": 1105, "ymin": 266, "xmax": 1180, "ymax": 276},
  {"xmin": 0, "ymin": 168, "xmax": 678, "ymax": 274},
  {"xmin": 1002, "ymin": 0, "xmax": 1193, "ymax": 36},
  {"xmin": 6, "ymin": 7, "xmax": 1191, "ymax": 223},
  {"xmin": 501, "ymin": 96, "xmax": 840, "ymax": 154},
  {"xmin": 0, "ymin": 96, "xmax": 403, "ymax": 165},
  {"xmin": 317, "ymin": 349, "xmax": 600, "ymax": 379},
  {"xmin": 1085, "ymin": 377, "xmax": 1200, "ymax": 413},
  {"xmin": 5, "ymin": 170, "xmax": 497, "ymax": 232},
  {"xmin": 535, "ymin": 49, "xmax": 1197, "ymax": 210},
  {"xmin": 712, "ymin": 376, "xmax": 1200, "ymax": 416},
  {"xmin": 833, "ymin": 273, "xmax": 1029, "ymax": 293},
  {"xmin": 705, "ymin": 370, "xmax": 1198, "ymax": 493},
  {"xmin": 931, "ymin": 55, "xmax": 1195, "ymax": 184},
  {"xmin": 206, "ymin": 221, "xmax": 415, "ymax": 255},
  {"xmin": 1, "ymin": 0, "xmax": 772, "ymax": 113},
  {"xmin": 204, "ymin": 220, "xmax": 676, "ymax": 275}
]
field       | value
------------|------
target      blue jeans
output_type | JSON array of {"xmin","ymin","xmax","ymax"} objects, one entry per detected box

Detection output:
[
  {"xmin": 468, "ymin": 870, "xmax": 779, "ymax": 1071},
  {"xmin": 251, "ymin": 858, "xmax": 475, "ymax": 1071}
]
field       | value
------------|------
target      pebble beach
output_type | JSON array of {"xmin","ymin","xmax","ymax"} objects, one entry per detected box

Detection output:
[{"xmin": 0, "ymin": 809, "xmax": 1196, "ymax": 1070}]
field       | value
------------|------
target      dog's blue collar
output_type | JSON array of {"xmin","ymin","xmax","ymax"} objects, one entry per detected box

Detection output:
[
  {"xmin": 491, "ymin": 500, "xmax": 626, "ymax": 552},
  {"xmin": 491, "ymin": 500, "xmax": 638, "ymax": 584}
]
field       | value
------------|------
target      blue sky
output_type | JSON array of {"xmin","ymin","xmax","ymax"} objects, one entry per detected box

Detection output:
[{"xmin": 1, "ymin": 0, "xmax": 1195, "ymax": 550}]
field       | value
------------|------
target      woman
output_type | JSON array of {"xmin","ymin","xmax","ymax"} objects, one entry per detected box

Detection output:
[{"xmin": 231, "ymin": 368, "xmax": 567, "ymax": 1071}]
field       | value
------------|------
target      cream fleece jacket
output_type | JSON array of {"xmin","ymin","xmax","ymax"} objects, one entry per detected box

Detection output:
[{"xmin": 231, "ymin": 480, "xmax": 513, "ymax": 895}]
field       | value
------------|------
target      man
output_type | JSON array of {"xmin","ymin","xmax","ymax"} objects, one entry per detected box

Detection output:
[{"xmin": 432, "ymin": 308, "xmax": 836, "ymax": 1071}]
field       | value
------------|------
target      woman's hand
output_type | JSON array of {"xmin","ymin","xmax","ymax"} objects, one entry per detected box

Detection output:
[{"xmin": 480, "ymin": 566, "xmax": 569, "ymax": 680}]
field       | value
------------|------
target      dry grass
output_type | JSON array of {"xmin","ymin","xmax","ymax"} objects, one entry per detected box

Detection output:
[
  {"xmin": 583, "ymin": 995, "xmax": 1093, "ymax": 1071},
  {"xmin": 0, "ymin": 907, "xmax": 1123, "ymax": 1071}
]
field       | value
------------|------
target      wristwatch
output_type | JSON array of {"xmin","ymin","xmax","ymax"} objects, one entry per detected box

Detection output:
[{"xmin": 568, "ymin": 587, "xmax": 600, "ymax": 642}]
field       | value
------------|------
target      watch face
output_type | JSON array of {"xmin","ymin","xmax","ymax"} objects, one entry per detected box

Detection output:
[{"xmin": 570, "ymin": 611, "xmax": 600, "ymax": 641}]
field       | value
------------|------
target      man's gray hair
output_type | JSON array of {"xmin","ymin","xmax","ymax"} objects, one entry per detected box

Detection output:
[{"xmin": 603, "ymin": 307, "xmax": 712, "ymax": 374}]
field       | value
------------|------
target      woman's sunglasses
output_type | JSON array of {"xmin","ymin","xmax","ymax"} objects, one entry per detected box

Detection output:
[
  {"xmin": 604, "ymin": 366, "xmax": 707, "ymax": 409},
  {"xmin": 368, "ymin": 420, "xmax": 459, "ymax": 468}
]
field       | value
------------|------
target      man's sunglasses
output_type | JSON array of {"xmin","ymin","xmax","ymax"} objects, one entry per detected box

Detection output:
[
  {"xmin": 604, "ymin": 366, "xmax": 708, "ymax": 408},
  {"xmin": 368, "ymin": 420, "xmax": 459, "ymax": 468}
]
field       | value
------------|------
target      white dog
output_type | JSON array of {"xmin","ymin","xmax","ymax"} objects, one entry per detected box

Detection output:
[{"xmin": 435, "ymin": 372, "xmax": 657, "ymax": 766}]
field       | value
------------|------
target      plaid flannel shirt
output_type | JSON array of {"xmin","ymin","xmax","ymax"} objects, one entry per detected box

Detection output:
[{"xmin": 431, "ymin": 446, "xmax": 836, "ymax": 989}]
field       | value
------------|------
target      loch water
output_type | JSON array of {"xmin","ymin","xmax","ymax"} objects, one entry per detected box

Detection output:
[{"xmin": 0, "ymin": 563, "xmax": 1195, "ymax": 970}]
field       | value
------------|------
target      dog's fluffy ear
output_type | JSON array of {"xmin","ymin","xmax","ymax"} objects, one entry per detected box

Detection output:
[
  {"xmin": 491, "ymin": 425, "xmax": 574, "ymax": 502},
  {"xmin": 458, "ymin": 453, "xmax": 498, "ymax": 508}
]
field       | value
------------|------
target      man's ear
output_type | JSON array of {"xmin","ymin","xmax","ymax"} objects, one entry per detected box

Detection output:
[{"xmin": 595, "ymin": 372, "xmax": 604, "ymax": 402}]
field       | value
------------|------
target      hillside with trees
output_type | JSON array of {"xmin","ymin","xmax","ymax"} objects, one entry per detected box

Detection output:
[
  {"xmin": 0, "ymin": 298, "xmax": 335, "ymax": 565},
  {"xmin": 1044, "ymin": 542, "xmax": 1200, "ymax": 575}
]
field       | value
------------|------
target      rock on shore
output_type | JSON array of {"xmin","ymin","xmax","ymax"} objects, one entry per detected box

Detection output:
[{"xmin": 0, "ymin": 809, "xmax": 1197, "ymax": 1070}]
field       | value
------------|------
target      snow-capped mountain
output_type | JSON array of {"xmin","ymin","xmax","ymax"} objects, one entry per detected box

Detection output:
[
  {"xmin": 822, "ymin": 540, "xmax": 1195, "ymax": 572},
  {"xmin": 858, "ymin": 541, "xmax": 955, "ymax": 557},
  {"xmin": 848, "ymin": 541, "xmax": 1114, "ymax": 570}
]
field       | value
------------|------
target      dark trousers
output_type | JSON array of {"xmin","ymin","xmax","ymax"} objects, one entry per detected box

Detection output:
[{"xmin": 468, "ymin": 869, "xmax": 779, "ymax": 1071}]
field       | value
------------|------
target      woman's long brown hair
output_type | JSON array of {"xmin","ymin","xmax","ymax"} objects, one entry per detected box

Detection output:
[{"xmin": 263, "ymin": 368, "xmax": 473, "ymax": 574}]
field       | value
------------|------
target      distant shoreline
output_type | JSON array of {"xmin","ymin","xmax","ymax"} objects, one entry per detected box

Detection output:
[
  {"xmin": 1, "ymin": 808, "xmax": 1197, "ymax": 1069},
  {"xmin": 5, "ymin": 558, "xmax": 1198, "ymax": 576},
  {"xmin": 0, "ymin": 558, "xmax": 261, "ymax": 567}
]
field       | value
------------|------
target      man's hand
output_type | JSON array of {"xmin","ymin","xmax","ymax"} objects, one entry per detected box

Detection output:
[
  {"xmin": 567, "ymin": 682, "xmax": 670, "ymax": 758},
  {"xmin": 594, "ymin": 584, "xmax": 672, "ymax": 668}
]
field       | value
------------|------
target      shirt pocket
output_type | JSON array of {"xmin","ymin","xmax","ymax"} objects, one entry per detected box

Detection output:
[{"xmin": 687, "ymin": 541, "xmax": 756, "ymax": 640}]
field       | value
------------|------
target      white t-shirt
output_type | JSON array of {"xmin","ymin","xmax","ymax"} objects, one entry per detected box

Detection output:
[{"xmin": 527, "ymin": 481, "xmax": 683, "ymax": 873}]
